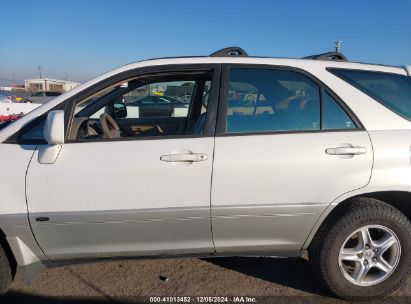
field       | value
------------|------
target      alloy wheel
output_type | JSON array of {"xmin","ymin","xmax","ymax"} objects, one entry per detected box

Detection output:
[{"xmin": 338, "ymin": 225, "xmax": 401, "ymax": 286}]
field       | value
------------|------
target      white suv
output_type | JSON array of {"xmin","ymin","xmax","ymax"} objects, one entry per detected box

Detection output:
[{"xmin": 1, "ymin": 47, "xmax": 411, "ymax": 300}]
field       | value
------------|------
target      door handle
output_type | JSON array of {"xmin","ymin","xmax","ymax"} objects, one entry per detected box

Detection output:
[
  {"xmin": 325, "ymin": 146, "xmax": 367, "ymax": 155},
  {"xmin": 160, "ymin": 153, "xmax": 208, "ymax": 162},
  {"xmin": 35, "ymin": 217, "xmax": 49, "ymax": 222}
]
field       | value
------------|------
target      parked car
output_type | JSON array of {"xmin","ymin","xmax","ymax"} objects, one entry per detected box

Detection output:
[
  {"xmin": 0, "ymin": 92, "xmax": 15, "ymax": 103},
  {"xmin": 130, "ymin": 95, "xmax": 187, "ymax": 104},
  {"xmin": 28, "ymin": 91, "xmax": 62, "ymax": 104},
  {"xmin": 1, "ymin": 47, "xmax": 411, "ymax": 300},
  {"xmin": 127, "ymin": 95, "xmax": 190, "ymax": 118},
  {"xmin": 0, "ymin": 91, "xmax": 34, "ymax": 103},
  {"xmin": 0, "ymin": 114, "xmax": 22, "ymax": 124},
  {"xmin": 0, "ymin": 102, "xmax": 42, "ymax": 127}
]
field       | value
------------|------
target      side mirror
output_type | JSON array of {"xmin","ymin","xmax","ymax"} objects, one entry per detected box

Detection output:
[
  {"xmin": 112, "ymin": 102, "xmax": 127, "ymax": 119},
  {"xmin": 44, "ymin": 110, "xmax": 65, "ymax": 145}
]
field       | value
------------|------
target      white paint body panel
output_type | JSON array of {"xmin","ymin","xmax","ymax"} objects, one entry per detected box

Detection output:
[
  {"xmin": 334, "ymin": 130, "xmax": 411, "ymax": 195},
  {"xmin": 0, "ymin": 144, "xmax": 46, "ymax": 277},
  {"xmin": 211, "ymin": 131, "xmax": 373, "ymax": 252},
  {"xmin": 26, "ymin": 138, "xmax": 215, "ymax": 258},
  {"xmin": 212, "ymin": 132, "xmax": 373, "ymax": 205},
  {"xmin": 0, "ymin": 144, "xmax": 36, "ymax": 214},
  {"xmin": 7, "ymin": 237, "xmax": 40, "ymax": 266}
]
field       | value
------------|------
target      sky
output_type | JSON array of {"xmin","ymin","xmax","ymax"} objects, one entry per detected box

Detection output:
[{"xmin": 0, "ymin": 0, "xmax": 410, "ymax": 85}]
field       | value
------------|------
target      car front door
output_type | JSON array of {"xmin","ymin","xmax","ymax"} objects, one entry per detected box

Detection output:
[
  {"xmin": 211, "ymin": 65, "xmax": 373, "ymax": 256},
  {"xmin": 24, "ymin": 65, "xmax": 220, "ymax": 260}
]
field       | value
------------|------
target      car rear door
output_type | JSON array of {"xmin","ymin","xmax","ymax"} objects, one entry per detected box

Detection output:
[{"xmin": 210, "ymin": 65, "xmax": 373, "ymax": 256}]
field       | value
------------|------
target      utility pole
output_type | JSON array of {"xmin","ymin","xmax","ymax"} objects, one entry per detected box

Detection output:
[
  {"xmin": 335, "ymin": 41, "xmax": 342, "ymax": 53},
  {"xmin": 37, "ymin": 65, "xmax": 42, "ymax": 79}
]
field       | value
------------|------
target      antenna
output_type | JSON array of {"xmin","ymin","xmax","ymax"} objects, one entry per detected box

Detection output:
[{"xmin": 334, "ymin": 41, "xmax": 342, "ymax": 53}]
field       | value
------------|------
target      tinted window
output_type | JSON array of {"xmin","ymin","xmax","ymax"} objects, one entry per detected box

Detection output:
[
  {"xmin": 20, "ymin": 120, "xmax": 46, "ymax": 141},
  {"xmin": 330, "ymin": 69, "xmax": 411, "ymax": 120},
  {"xmin": 45, "ymin": 92, "xmax": 61, "ymax": 97},
  {"xmin": 226, "ymin": 69, "xmax": 320, "ymax": 133},
  {"xmin": 323, "ymin": 92, "xmax": 356, "ymax": 129}
]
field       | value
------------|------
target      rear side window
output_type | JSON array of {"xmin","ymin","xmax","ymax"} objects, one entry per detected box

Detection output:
[
  {"xmin": 330, "ymin": 69, "xmax": 411, "ymax": 120},
  {"xmin": 224, "ymin": 68, "xmax": 357, "ymax": 134},
  {"xmin": 323, "ymin": 92, "xmax": 356, "ymax": 130},
  {"xmin": 226, "ymin": 69, "xmax": 321, "ymax": 133}
]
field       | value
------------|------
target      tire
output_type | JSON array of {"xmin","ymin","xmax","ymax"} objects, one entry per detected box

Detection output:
[
  {"xmin": 0, "ymin": 244, "xmax": 12, "ymax": 294},
  {"xmin": 308, "ymin": 197, "xmax": 411, "ymax": 300}
]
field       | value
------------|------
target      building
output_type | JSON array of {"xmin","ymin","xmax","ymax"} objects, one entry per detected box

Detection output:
[{"xmin": 24, "ymin": 78, "xmax": 80, "ymax": 93}]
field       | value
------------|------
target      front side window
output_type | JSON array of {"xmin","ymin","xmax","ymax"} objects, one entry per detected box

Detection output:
[
  {"xmin": 329, "ymin": 69, "xmax": 411, "ymax": 120},
  {"xmin": 225, "ymin": 68, "xmax": 321, "ymax": 133},
  {"xmin": 69, "ymin": 72, "xmax": 212, "ymax": 141}
]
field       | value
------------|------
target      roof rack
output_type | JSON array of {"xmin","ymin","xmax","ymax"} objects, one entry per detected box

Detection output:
[
  {"xmin": 404, "ymin": 65, "xmax": 411, "ymax": 76},
  {"xmin": 304, "ymin": 52, "xmax": 348, "ymax": 62},
  {"xmin": 210, "ymin": 47, "xmax": 248, "ymax": 57}
]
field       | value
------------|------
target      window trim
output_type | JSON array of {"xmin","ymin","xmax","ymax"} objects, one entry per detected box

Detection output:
[
  {"xmin": 327, "ymin": 67, "xmax": 411, "ymax": 122},
  {"xmin": 322, "ymin": 89, "xmax": 358, "ymax": 130},
  {"xmin": 5, "ymin": 103, "xmax": 64, "ymax": 145},
  {"xmin": 7, "ymin": 64, "xmax": 221, "ymax": 145},
  {"xmin": 215, "ymin": 64, "xmax": 364, "ymax": 137},
  {"xmin": 68, "ymin": 72, "xmax": 210, "ymax": 142}
]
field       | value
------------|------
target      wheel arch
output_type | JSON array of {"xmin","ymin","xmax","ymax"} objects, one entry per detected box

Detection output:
[
  {"xmin": 304, "ymin": 190, "xmax": 411, "ymax": 251},
  {"xmin": 0, "ymin": 228, "xmax": 17, "ymax": 279}
]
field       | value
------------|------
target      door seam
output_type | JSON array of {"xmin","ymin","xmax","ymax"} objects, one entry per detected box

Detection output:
[{"xmin": 24, "ymin": 145, "xmax": 49, "ymax": 260}]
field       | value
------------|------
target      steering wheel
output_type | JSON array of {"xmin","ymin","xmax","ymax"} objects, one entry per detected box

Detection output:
[{"xmin": 100, "ymin": 113, "xmax": 121, "ymax": 139}]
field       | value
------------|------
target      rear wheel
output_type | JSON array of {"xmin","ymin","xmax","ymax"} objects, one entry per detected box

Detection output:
[
  {"xmin": 309, "ymin": 198, "xmax": 411, "ymax": 300},
  {"xmin": 0, "ymin": 244, "xmax": 12, "ymax": 294}
]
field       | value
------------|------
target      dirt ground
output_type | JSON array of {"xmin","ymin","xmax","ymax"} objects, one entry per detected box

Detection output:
[{"xmin": 1, "ymin": 255, "xmax": 410, "ymax": 304}]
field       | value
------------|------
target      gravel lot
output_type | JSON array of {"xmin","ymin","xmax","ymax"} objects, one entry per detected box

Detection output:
[{"xmin": 1, "ymin": 254, "xmax": 410, "ymax": 304}]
